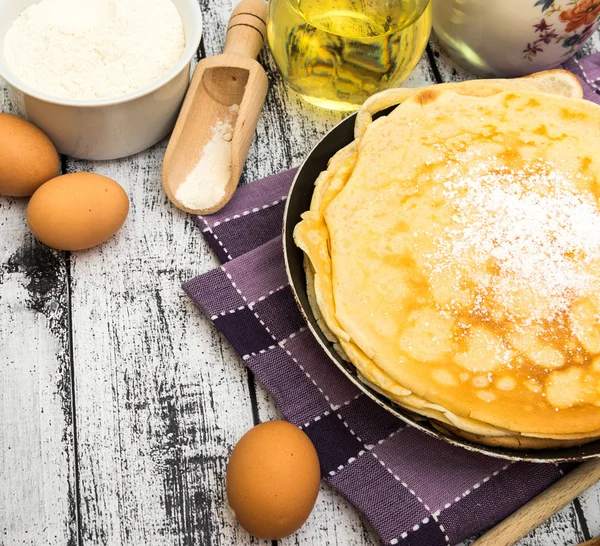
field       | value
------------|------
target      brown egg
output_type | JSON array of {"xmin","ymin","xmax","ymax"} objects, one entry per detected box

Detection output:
[
  {"xmin": 226, "ymin": 420, "xmax": 321, "ymax": 540},
  {"xmin": 27, "ymin": 173, "xmax": 129, "ymax": 251},
  {"xmin": 0, "ymin": 113, "xmax": 60, "ymax": 197}
]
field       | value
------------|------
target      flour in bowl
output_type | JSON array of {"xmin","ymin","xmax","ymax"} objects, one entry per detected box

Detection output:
[{"xmin": 3, "ymin": 0, "xmax": 185, "ymax": 100}]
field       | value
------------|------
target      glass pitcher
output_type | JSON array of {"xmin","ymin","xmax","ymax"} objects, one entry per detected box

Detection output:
[{"xmin": 268, "ymin": 0, "xmax": 432, "ymax": 111}]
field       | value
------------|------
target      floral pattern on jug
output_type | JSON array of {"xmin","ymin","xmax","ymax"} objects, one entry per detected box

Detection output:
[
  {"xmin": 524, "ymin": 0, "xmax": 600, "ymax": 60},
  {"xmin": 433, "ymin": 0, "xmax": 600, "ymax": 76}
]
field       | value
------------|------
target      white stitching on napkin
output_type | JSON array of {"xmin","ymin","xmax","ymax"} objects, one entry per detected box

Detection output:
[
  {"xmin": 373, "ymin": 453, "xmax": 451, "ymax": 545},
  {"xmin": 390, "ymin": 518, "xmax": 449, "ymax": 545},
  {"xmin": 279, "ymin": 338, "xmax": 370, "ymax": 455},
  {"xmin": 328, "ymin": 450, "xmax": 366, "ymax": 477},
  {"xmin": 221, "ymin": 267, "xmax": 344, "ymax": 409},
  {"xmin": 330, "ymin": 392, "xmax": 362, "ymax": 411},
  {"xmin": 337, "ymin": 413, "xmax": 364, "ymax": 443},
  {"xmin": 240, "ymin": 327, "xmax": 306, "ymax": 360},
  {"xmin": 210, "ymin": 305, "xmax": 246, "ymax": 320},
  {"xmin": 326, "ymin": 428, "xmax": 403, "ymax": 478},
  {"xmin": 390, "ymin": 517, "xmax": 448, "ymax": 544},
  {"xmin": 431, "ymin": 463, "xmax": 513, "ymax": 518},
  {"xmin": 278, "ymin": 328, "xmax": 306, "ymax": 345},
  {"xmin": 281, "ymin": 342, "xmax": 335, "ymax": 405},
  {"xmin": 372, "ymin": 453, "xmax": 432, "ymax": 510},
  {"xmin": 302, "ymin": 410, "xmax": 331, "ymax": 428},
  {"xmin": 208, "ymin": 197, "xmax": 288, "ymax": 228},
  {"xmin": 210, "ymin": 284, "xmax": 289, "ymax": 320},
  {"xmin": 247, "ymin": 284, "xmax": 288, "ymax": 309},
  {"xmin": 221, "ymin": 266, "xmax": 339, "ymax": 398},
  {"xmin": 241, "ymin": 345, "xmax": 277, "ymax": 360},
  {"xmin": 201, "ymin": 218, "xmax": 233, "ymax": 260},
  {"xmin": 574, "ymin": 57, "xmax": 600, "ymax": 91},
  {"xmin": 300, "ymin": 394, "xmax": 362, "ymax": 428}
]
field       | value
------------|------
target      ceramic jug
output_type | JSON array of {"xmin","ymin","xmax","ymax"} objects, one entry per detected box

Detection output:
[{"xmin": 433, "ymin": 0, "xmax": 600, "ymax": 77}]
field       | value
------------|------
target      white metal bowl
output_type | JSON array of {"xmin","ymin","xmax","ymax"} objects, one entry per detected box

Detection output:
[{"xmin": 0, "ymin": 0, "xmax": 202, "ymax": 160}]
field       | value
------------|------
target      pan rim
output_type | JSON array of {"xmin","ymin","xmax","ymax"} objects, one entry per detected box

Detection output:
[{"xmin": 281, "ymin": 109, "xmax": 600, "ymax": 463}]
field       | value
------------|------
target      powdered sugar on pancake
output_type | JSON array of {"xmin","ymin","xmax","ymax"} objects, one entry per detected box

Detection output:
[{"xmin": 428, "ymin": 158, "xmax": 600, "ymax": 324}]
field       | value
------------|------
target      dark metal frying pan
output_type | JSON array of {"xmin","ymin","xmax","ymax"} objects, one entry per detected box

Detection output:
[{"xmin": 282, "ymin": 107, "xmax": 600, "ymax": 463}]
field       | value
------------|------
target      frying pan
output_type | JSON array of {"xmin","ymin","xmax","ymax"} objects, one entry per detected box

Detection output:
[{"xmin": 282, "ymin": 107, "xmax": 600, "ymax": 463}]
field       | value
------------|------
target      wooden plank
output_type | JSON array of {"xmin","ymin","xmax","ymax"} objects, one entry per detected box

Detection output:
[
  {"xmin": 579, "ymin": 30, "xmax": 600, "ymax": 57},
  {"xmin": 60, "ymin": 3, "xmax": 266, "ymax": 544},
  {"xmin": 462, "ymin": 504, "xmax": 587, "ymax": 546},
  {"xmin": 61, "ymin": 2, "xmax": 264, "ymax": 545},
  {"xmin": 246, "ymin": 23, "xmax": 440, "ymax": 546},
  {"xmin": 0, "ymin": 91, "xmax": 77, "ymax": 544},
  {"xmin": 577, "ymin": 483, "xmax": 600, "ymax": 538},
  {"xmin": 65, "ymin": 144, "xmax": 273, "ymax": 545},
  {"xmin": 513, "ymin": 503, "xmax": 586, "ymax": 546},
  {"xmin": 248, "ymin": 47, "xmax": 439, "ymax": 545}
]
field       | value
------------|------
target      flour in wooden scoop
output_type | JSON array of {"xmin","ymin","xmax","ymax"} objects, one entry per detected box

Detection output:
[
  {"xmin": 431, "ymin": 158, "xmax": 600, "ymax": 325},
  {"xmin": 175, "ymin": 105, "xmax": 239, "ymax": 211}
]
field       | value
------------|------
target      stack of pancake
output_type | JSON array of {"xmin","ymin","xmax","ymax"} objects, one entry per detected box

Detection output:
[{"xmin": 294, "ymin": 70, "xmax": 600, "ymax": 449}]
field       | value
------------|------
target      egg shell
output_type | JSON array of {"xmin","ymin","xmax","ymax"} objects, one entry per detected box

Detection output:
[
  {"xmin": 0, "ymin": 113, "xmax": 60, "ymax": 197},
  {"xmin": 226, "ymin": 420, "xmax": 321, "ymax": 540},
  {"xmin": 27, "ymin": 173, "xmax": 129, "ymax": 251}
]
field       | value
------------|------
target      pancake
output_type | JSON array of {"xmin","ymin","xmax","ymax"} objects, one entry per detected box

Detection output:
[
  {"xmin": 354, "ymin": 69, "xmax": 583, "ymax": 140},
  {"xmin": 294, "ymin": 73, "xmax": 600, "ymax": 449}
]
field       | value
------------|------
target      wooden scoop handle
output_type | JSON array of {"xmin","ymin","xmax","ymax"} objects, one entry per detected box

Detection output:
[
  {"xmin": 224, "ymin": 0, "xmax": 268, "ymax": 59},
  {"xmin": 473, "ymin": 458, "xmax": 600, "ymax": 546}
]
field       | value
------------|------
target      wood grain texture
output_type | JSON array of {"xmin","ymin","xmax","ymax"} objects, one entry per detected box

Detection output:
[
  {"xmin": 464, "ymin": 503, "xmax": 587, "ymax": 546},
  {"xmin": 579, "ymin": 31, "xmax": 600, "ymax": 57},
  {"xmin": 247, "ymin": 13, "xmax": 438, "ymax": 546},
  {"xmin": 65, "ymin": 147, "xmax": 270, "ymax": 546},
  {"xmin": 474, "ymin": 461, "xmax": 600, "ymax": 546},
  {"xmin": 580, "ymin": 483, "xmax": 600, "ymax": 539},
  {"xmin": 0, "ymin": 87, "xmax": 77, "ymax": 545},
  {"xmin": 1, "ymin": 3, "xmax": 600, "ymax": 545}
]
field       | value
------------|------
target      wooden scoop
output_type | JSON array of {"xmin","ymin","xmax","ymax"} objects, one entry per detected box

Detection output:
[
  {"xmin": 473, "ymin": 458, "xmax": 600, "ymax": 546},
  {"xmin": 162, "ymin": 0, "xmax": 269, "ymax": 215}
]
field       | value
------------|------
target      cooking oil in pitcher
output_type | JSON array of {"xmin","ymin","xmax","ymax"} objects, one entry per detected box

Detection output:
[{"xmin": 267, "ymin": 0, "xmax": 432, "ymax": 111}]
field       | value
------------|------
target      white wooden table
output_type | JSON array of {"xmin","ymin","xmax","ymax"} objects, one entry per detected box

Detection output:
[{"xmin": 1, "ymin": 2, "xmax": 599, "ymax": 544}]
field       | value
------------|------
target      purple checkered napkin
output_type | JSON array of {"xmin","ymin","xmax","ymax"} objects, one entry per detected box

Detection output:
[
  {"xmin": 183, "ymin": 60, "xmax": 600, "ymax": 546},
  {"xmin": 183, "ymin": 170, "xmax": 565, "ymax": 546},
  {"xmin": 564, "ymin": 53, "xmax": 600, "ymax": 101}
]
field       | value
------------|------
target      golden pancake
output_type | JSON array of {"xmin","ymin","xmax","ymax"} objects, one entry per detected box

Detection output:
[
  {"xmin": 294, "ymin": 73, "xmax": 600, "ymax": 448},
  {"xmin": 354, "ymin": 68, "xmax": 583, "ymax": 140}
]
